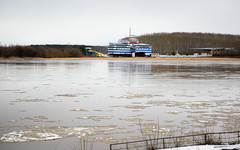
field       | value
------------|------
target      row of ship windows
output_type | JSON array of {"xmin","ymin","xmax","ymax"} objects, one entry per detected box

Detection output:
[
  {"xmin": 109, "ymin": 48, "xmax": 151, "ymax": 50},
  {"xmin": 109, "ymin": 46, "xmax": 150, "ymax": 48},
  {"xmin": 108, "ymin": 50, "xmax": 151, "ymax": 52},
  {"xmin": 110, "ymin": 47, "xmax": 151, "ymax": 48},
  {"xmin": 110, "ymin": 44, "xmax": 150, "ymax": 46}
]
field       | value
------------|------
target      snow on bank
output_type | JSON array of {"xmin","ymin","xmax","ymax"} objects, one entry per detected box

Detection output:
[{"xmin": 163, "ymin": 144, "xmax": 240, "ymax": 150}]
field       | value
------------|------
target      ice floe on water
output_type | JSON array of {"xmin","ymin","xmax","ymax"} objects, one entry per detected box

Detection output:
[
  {"xmin": 0, "ymin": 131, "xmax": 61, "ymax": 142},
  {"xmin": 0, "ymin": 125, "xmax": 121, "ymax": 143},
  {"xmin": 111, "ymin": 93, "xmax": 163, "ymax": 99},
  {"xmin": 12, "ymin": 98, "xmax": 49, "ymax": 103},
  {"xmin": 71, "ymin": 108, "xmax": 89, "ymax": 112},
  {"xmin": 11, "ymin": 98, "xmax": 62, "ymax": 103},
  {"xmin": 55, "ymin": 94, "xmax": 77, "ymax": 97},
  {"xmin": 166, "ymin": 110, "xmax": 181, "ymax": 114},
  {"xmin": 109, "ymin": 104, "xmax": 150, "ymax": 109},
  {"xmin": 76, "ymin": 116, "xmax": 112, "ymax": 122},
  {"xmin": 55, "ymin": 93, "xmax": 93, "ymax": 97},
  {"xmin": 4, "ymin": 96, "xmax": 240, "ymax": 144},
  {"xmin": 20, "ymin": 116, "xmax": 48, "ymax": 122}
]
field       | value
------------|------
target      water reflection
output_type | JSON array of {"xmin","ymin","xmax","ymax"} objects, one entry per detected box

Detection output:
[
  {"xmin": 108, "ymin": 61, "xmax": 152, "ymax": 73},
  {"xmin": 149, "ymin": 61, "xmax": 240, "ymax": 79}
]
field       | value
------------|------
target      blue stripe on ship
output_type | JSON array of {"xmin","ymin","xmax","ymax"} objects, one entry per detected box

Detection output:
[{"xmin": 108, "ymin": 43, "xmax": 152, "ymax": 55}]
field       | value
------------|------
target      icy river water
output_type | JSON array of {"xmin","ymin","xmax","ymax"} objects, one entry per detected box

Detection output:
[{"xmin": 0, "ymin": 59, "xmax": 240, "ymax": 150}]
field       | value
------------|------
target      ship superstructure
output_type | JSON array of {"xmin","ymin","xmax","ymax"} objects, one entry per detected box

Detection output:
[{"xmin": 108, "ymin": 36, "xmax": 152, "ymax": 57}]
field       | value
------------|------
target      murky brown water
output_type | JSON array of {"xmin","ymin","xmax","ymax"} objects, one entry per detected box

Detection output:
[{"xmin": 0, "ymin": 59, "xmax": 240, "ymax": 150}]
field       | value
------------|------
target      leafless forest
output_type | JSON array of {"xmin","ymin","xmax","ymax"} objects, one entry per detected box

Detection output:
[
  {"xmin": 138, "ymin": 32, "xmax": 240, "ymax": 56},
  {"xmin": 0, "ymin": 44, "xmax": 110, "ymax": 58},
  {"xmin": 0, "ymin": 45, "xmax": 86, "ymax": 58}
]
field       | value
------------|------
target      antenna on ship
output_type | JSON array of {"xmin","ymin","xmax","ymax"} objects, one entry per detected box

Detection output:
[{"xmin": 129, "ymin": 27, "xmax": 131, "ymax": 37}]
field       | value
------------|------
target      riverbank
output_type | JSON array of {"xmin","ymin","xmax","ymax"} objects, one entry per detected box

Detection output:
[{"xmin": 1, "ymin": 57, "xmax": 240, "ymax": 61}]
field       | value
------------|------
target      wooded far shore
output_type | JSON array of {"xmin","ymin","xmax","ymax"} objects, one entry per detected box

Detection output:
[{"xmin": 1, "ymin": 32, "xmax": 240, "ymax": 58}]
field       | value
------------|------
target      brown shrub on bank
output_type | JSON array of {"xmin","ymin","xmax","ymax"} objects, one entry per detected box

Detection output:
[{"xmin": 0, "ymin": 45, "xmax": 86, "ymax": 58}]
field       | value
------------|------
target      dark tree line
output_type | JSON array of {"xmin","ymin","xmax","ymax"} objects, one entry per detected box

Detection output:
[
  {"xmin": 138, "ymin": 32, "xmax": 240, "ymax": 56},
  {"xmin": 0, "ymin": 45, "xmax": 86, "ymax": 58},
  {"xmin": 0, "ymin": 44, "xmax": 108, "ymax": 58}
]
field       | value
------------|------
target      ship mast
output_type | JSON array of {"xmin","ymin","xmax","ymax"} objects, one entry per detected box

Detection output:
[{"xmin": 129, "ymin": 27, "xmax": 131, "ymax": 37}]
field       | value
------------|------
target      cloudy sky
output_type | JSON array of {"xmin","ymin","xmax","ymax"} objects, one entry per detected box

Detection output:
[{"xmin": 0, "ymin": 0, "xmax": 240, "ymax": 46}]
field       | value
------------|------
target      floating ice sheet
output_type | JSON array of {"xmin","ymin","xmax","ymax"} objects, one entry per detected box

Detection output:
[
  {"xmin": 0, "ymin": 131, "xmax": 61, "ymax": 142},
  {"xmin": 0, "ymin": 125, "xmax": 121, "ymax": 143}
]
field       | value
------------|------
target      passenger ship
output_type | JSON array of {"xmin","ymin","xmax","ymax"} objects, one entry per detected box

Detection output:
[{"xmin": 108, "ymin": 36, "xmax": 152, "ymax": 57}]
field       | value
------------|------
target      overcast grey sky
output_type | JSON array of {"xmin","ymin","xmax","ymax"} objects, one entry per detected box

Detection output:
[{"xmin": 0, "ymin": 0, "xmax": 240, "ymax": 46}]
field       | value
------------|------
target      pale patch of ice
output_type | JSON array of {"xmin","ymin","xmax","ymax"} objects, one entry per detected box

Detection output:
[
  {"xmin": 55, "ymin": 94, "xmax": 77, "ymax": 97},
  {"xmin": 37, "ymin": 133, "xmax": 61, "ymax": 140},
  {"xmin": 12, "ymin": 98, "xmax": 49, "ymax": 102},
  {"xmin": 0, "ymin": 130, "xmax": 61, "ymax": 142},
  {"xmin": 20, "ymin": 116, "xmax": 48, "ymax": 120},
  {"xmin": 1, "ymin": 131, "xmax": 26, "ymax": 142},
  {"xmin": 198, "ymin": 120, "xmax": 208, "ymax": 123},
  {"xmin": 71, "ymin": 108, "xmax": 89, "ymax": 111},
  {"xmin": 51, "ymin": 100, "xmax": 62, "ymax": 102},
  {"xmin": 73, "ymin": 127, "xmax": 89, "ymax": 132},
  {"xmin": 181, "ymin": 105, "xmax": 191, "ymax": 109},
  {"xmin": 0, "ymin": 125, "xmax": 120, "ymax": 143},
  {"xmin": 166, "ymin": 111, "xmax": 180, "ymax": 114}
]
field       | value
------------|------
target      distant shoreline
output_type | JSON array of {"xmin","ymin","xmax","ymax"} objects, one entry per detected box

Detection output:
[{"xmin": 1, "ymin": 57, "xmax": 240, "ymax": 61}]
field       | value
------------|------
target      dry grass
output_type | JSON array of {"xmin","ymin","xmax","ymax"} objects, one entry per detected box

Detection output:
[{"xmin": 70, "ymin": 138, "xmax": 93, "ymax": 150}]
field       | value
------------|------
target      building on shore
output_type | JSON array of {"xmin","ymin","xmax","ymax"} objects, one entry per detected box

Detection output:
[{"xmin": 108, "ymin": 37, "xmax": 152, "ymax": 57}]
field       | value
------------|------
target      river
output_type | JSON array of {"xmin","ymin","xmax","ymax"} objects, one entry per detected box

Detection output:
[{"xmin": 0, "ymin": 59, "xmax": 240, "ymax": 150}]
